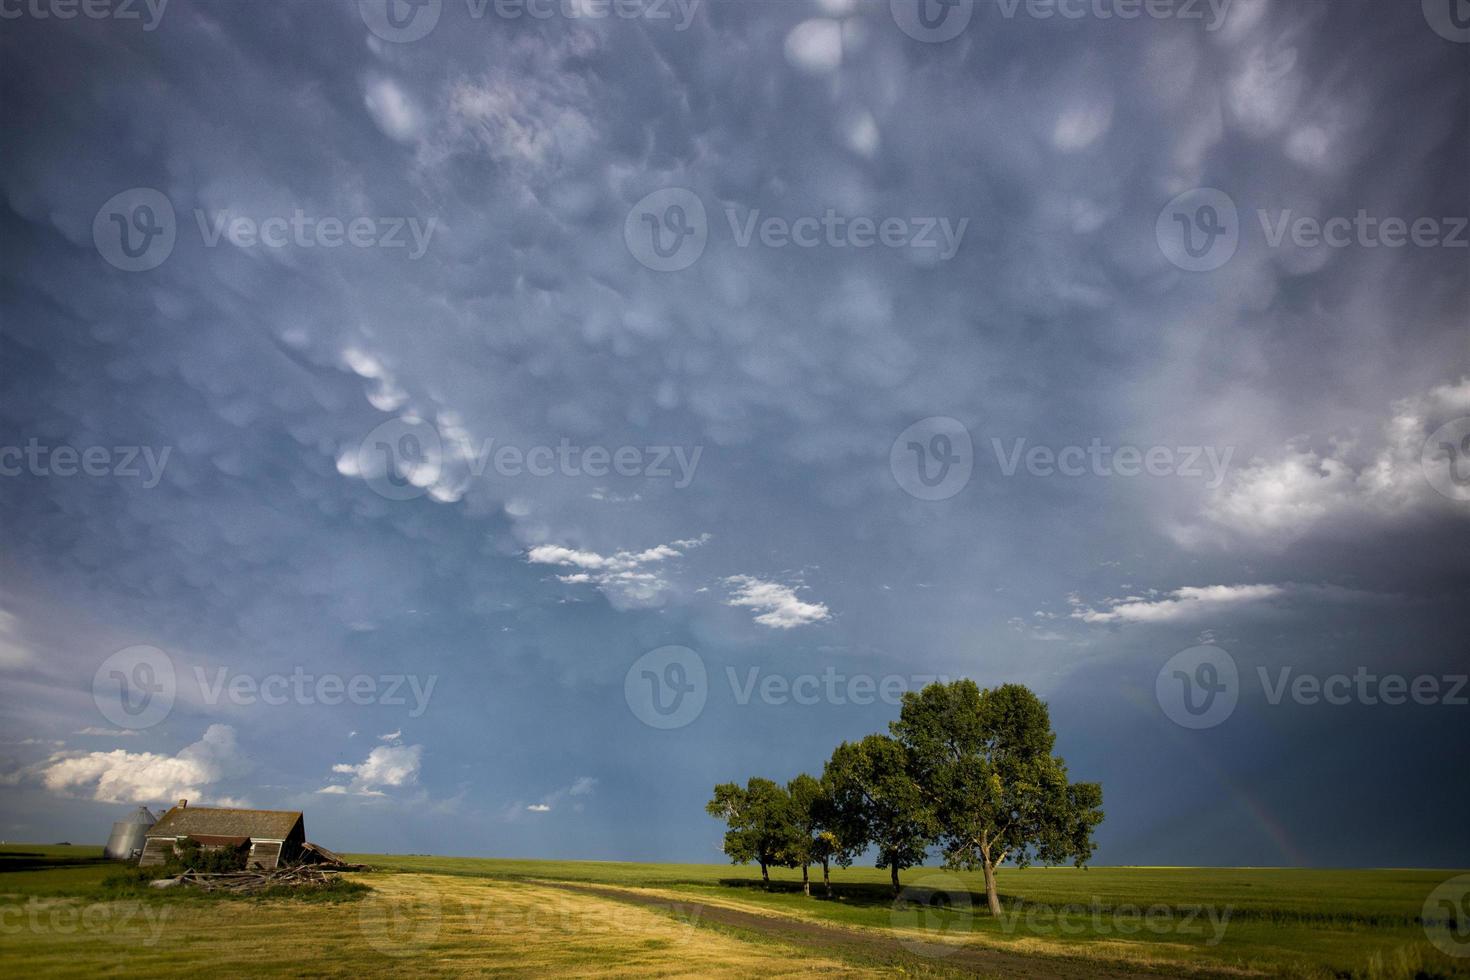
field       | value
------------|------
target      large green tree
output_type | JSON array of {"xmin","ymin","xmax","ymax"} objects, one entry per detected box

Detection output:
[
  {"xmin": 824, "ymin": 734, "xmax": 936, "ymax": 896},
  {"xmin": 706, "ymin": 777, "xmax": 795, "ymax": 887},
  {"xmin": 891, "ymin": 681, "xmax": 1104, "ymax": 916}
]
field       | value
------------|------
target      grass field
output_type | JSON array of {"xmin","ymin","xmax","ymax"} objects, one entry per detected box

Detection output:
[{"xmin": 2, "ymin": 844, "xmax": 1465, "ymax": 977}]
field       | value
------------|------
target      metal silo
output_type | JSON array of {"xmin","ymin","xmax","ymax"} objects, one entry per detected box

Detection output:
[{"xmin": 103, "ymin": 806, "xmax": 157, "ymax": 861}]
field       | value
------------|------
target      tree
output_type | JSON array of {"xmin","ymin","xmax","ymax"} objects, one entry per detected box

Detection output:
[
  {"xmin": 891, "ymin": 680, "xmax": 1105, "ymax": 917},
  {"xmin": 784, "ymin": 773, "xmax": 852, "ymax": 897},
  {"xmin": 824, "ymin": 734, "xmax": 936, "ymax": 897},
  {"xmin": 706, "ymin": 777, "xmax": 795, "ymax": 887}
]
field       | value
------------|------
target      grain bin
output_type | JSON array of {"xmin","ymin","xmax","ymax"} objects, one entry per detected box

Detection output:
[{"xmin": 103, "ymin": 806, "xmax": 157, "ymax": 861}]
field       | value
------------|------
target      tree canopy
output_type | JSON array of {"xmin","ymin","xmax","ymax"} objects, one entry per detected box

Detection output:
[{"xmin": 707, "ymin": 680, "xmax": 1104, "ymax": 908}]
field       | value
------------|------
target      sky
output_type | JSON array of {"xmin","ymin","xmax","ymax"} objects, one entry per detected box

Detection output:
[{"xmin": 0, "ymin": 0, "xmax": 1466, "ymax": 869}]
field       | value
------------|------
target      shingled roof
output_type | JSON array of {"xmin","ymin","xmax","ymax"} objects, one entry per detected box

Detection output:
[{"xmin": 146, "ymin": 805, "xmax": 303, "ymax": 841}]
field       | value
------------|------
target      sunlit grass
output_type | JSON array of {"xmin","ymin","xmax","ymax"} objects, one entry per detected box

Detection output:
[{"xmin": 3, "ymin": 845, "xmax": 1467, "ymax": 977}]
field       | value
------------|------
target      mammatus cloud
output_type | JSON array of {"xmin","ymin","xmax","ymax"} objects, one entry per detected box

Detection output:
[
  {"xmin": 1178, "ymin": 380, "xmax": 1470, "ymax": 547},
  {"xmin": 39, "ymin": 725, "xmax": 250, "ymax": 804},
  {"xmin": 724, "ymin": 576, "xmax": 831, "ymax": 629},
  {"xmin": 527, "ymin": 535, "xmax": 710, "ymax": 608},
  {"xmin": 321, "ymin": 742, "xmax": 423, "ymax": 797}
]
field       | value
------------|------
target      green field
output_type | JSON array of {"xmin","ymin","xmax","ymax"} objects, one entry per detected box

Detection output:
[{"xmin": 2, "ymin": 844, "xmax": 1466, "ymax": 977}]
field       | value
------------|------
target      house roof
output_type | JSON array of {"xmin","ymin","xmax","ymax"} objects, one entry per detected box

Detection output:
[{"xmin": 146, "ymin": 805, "xmax": 303, "ymax": 841}]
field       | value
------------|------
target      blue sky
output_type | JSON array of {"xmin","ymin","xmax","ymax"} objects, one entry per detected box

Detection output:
[{"xmin": 1, "ymin": 0, "xmax": 1466, "ymax": 868}]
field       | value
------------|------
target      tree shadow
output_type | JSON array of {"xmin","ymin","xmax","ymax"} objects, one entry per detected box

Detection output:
[
  {"xmin": 716, "ymin": 876, "xmax": 1003, "ymax": 910},
  {"xmin": 0, "ymin": 852, "xmax": 113, "ymax": 873}
]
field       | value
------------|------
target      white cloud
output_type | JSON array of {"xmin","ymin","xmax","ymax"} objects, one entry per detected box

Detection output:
[
  {"xmin": 363, "ymin": 77, "xmax": 422, "ymax": 143},
  {"xmin": 1073, "ymin": 584, "xmax": 1285, "ymax": 623},
  {"xmin": 378, "ymin": 729, "xmax": 402, "ymax": 743},
  {"xmin": 73, "ymin": 728, "xmax": 139, "ymax": 737},
  {"xmin": 1072, "ymin": 583, "xmax": 1392, "ymax": 625},
  {"xmin": 1052, "ymin": 98, "xmax": 1114, "ymax": 151},
  {"xmin": 322, "ymin": 743, "xmax": 423, "ymax": 796},
  {"xmin": 784, "ymin": 19, "xmax": 843, "ymax": 74},
  {"xmin": 40, "ymin": 725, "xmax": 249, "ymax": 804},
  {"xmin": 521, "ymin": 775, "xmax": 597, "ymax": 815},
  {"xmin": 1184, "ymin": 379, "xmax": 1470, "ymax": 546},
  {"xmin": 724, "ymin": 575, "xmax": 831, "ymax": 629},
  {"xmin": 527, "ymin": 535, "xmax": 709, "ymax": 608}
]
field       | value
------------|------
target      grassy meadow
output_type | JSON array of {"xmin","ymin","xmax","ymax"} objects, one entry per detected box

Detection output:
[{"xmin": 1, "ymin": 844, "xmax": 1465, "ymax": 978}]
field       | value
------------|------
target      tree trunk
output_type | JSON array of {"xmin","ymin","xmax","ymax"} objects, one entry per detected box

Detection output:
[
  {"xmin": 760, "ymin": 859, "xmax": 769, "ymax": 888},
  {"xmin": 890, "ymin": 861, "xmax": 901, "ymax": 897},
  {"xmin": 981, "ymin": 858, "xmax": 1002, "ymax": 917},
  {"xmin": 802, "ymin": 863, "xmax": 810, "ymax": 896},
  {"xmin": 822, "ymin": 856, "xmax": 831, "ymax": 898}
]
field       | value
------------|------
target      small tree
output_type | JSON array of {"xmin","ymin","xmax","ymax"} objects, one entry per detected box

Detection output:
[
  {"xmin": 786, "ymin": 773, "xmax": 844, "ymax": 897},
  {"xmin": 892, "ymin": 681, "xmax": 1105, "ymax": 917},
  {"xmin": 163, "ymin": 837, "xmax": 248, "ymax": 875},
  {"xmin": 824, "ymin": 734, "xmax": 935, "ymax": 897},
  {"xmin": 706, "ymin": 777, "xmax": 795, "ymax": 887}
]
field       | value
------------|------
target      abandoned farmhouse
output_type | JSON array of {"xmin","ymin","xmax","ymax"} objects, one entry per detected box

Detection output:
[{"xmin": 137, "ymin": 800, "xmax": 307, "ymax": 871}]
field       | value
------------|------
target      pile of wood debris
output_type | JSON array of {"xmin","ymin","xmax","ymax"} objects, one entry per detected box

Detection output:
[
  {"xmin": 156, "ymin": 865, "xmax": 361, "ymax": 893},
  {"xmin": 150, "ymin": 844, "xmax": 365, "ymax": 893}
]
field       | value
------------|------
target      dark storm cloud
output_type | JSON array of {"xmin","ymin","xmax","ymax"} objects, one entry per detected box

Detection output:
[{"xmin": 0, "ymin": 0, "xmax": 1465, "ymax": 862}]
